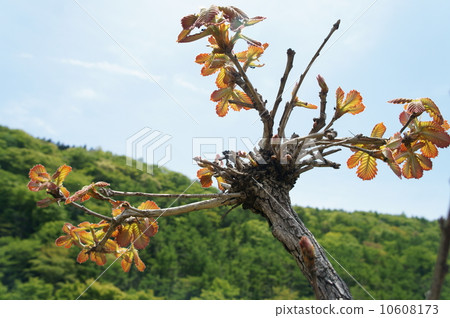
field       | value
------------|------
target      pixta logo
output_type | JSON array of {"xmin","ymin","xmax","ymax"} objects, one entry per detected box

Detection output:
[{"xmin": 126, "ymin": 127, "xmax": 172, "ymax": 174}]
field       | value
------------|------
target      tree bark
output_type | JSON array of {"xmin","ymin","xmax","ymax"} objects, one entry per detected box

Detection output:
[{"xmin": 243, "ymin": 178, "xmax": 352, "ymax": 299}]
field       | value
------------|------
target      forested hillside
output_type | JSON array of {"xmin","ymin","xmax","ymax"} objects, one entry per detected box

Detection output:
[{"xmin": 0, "ymin": 125, "xmax": 448, "ymax": 299}]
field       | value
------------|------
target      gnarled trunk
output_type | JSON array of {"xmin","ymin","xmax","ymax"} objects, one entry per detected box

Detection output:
[{"xmin": 242, "ymin": 178, "xmax": 352, "ymax": 299}]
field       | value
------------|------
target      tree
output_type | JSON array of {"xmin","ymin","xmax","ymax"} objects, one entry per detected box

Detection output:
[{"xmin": 26, "ymin": 6, "xmax": 449, "ymax": 300}]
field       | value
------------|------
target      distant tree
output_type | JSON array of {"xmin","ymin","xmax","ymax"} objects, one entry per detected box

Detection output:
[{"xmin": 27, "ymin": 6, "xmax": 449, "ymax": 299}]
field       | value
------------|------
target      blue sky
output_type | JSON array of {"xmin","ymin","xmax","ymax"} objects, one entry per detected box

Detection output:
[{"xmin": 1, "ymin": 0, "xmax": 449, "ymax": 220}]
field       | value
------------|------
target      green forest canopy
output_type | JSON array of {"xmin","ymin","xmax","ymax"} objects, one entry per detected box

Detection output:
[{"xmin": 0, "ymin": 125, "xmax": 448, "ymax": 299}]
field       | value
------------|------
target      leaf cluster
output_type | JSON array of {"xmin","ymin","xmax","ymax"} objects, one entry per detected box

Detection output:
[{"xmin": 27, "ymin": 164, "xmax": 159, "ymax": 272}]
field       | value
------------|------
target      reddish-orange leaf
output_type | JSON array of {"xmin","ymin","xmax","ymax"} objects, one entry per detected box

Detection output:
[
  {"xmin": 60, "ymin": 186, "xmax": 70, "ymax": 198},
  {"xmin": 215, "ymin": 68, "xmax": 228, "ymax": 89},
  {"xmin": 402, "ymin": 154, "xmax": 423, "ymax": 179},
  {"xmin": 131, "ymin": 223, "xmax": 150, "ymax": 250},
  {"xmin": 215, "ymin": 98, "xmax": 229, "ymax": 117},
  {"xmin": 27, "ymin": 180, "xmax": 44, "ymax": 192},
  {"xmin": 121, "ymin": 258, "xmax": 132, "ymax": 272},
  {"xmin": 201, "ymin": 64, "xmax": 220, "ymax": 76},
  {"xmin": 216, "ymin": 176, "xmax": 226, "ymax": 191},
  {"xmin": 103, "ymin": 239, "xmax": 118, "ymax": 253},
  {"xmin": 405, "ymin": 101, "xmax": 425, "ymax": 115},
  {"xmin": 65, "ymin": 182, "xmax": 108, "ymax": 204},
  {"xmin": 370, "ymin": 122, "xmax": 386, "ymax": 138},
  {"xmin": 399, "ymin": 111, "xmax": 411, "ymax": 126},
  {"xmin": 138, "ymin": 200, "xmax": 159, "ymax": 210},
  {"xmin": 133, "ymin": 249, "xmax": 146, "ymax": 272},
  {"xmin": 421, "ymin": 98, "xmax": 443, "ymax": 125},
  {"xmin": 356, "ymin": 153, "xmax": 378, "ymax": 180},
  {"xmin": 211, "ymin": 87, "xmax": 231, "ymax": 102},
  {"xmin": 335, "ymin": 88, "xmax": 365, "ymax": 118},
  {"xmin": 52, "ymin": 164, "xmax": 72, "ymax": 186},
  {"xmin": 230, "ymin": 89, "xmax": 252, "ymax": 111},
  {"xmin": 417, "ymin": 121, "xmax": 450, "ymax": 148},
  {"xmin": 29, "ymin": 164, "xmax": 51, "ymax": 182},
  {"xmin": 55, "ymin": 235, "xmax": 73, "ymax": 248},
  {"xmin": 418, "ymin": 154, "xmax": 432, "ymax": 171},
  {"xmin": 195, "ymin": 53, "xmax": 210, "ymax": 64},
  {"xmin": 94, "ymin": 181, "xmax": 110, "ymax": 188},
  {"xmin": 112, "ymin": 208, "xmax": 123, "ymax": 217},
  {"xmin": 197, "ymin": 168, "xmax": 213, "ymax": 188},
  {"xmin": 90, "ymin": 252, "xmax": 106, "ymax": 266},
  {"xmin": 141, "ymin": 218, "xmax": 159, "ymax": 237},
  {"xmin": 347, "ymin": 150, "xmax": 365, "ymax": 169},
  {"xmin": 180, "ymin": 14, "xmax": 198, "ymax": 30},
  {"xmin": 294, "ymin": 97, "xmax": 318, "ymax": 110},
  {"xmin": 342, "ymin": 90, "xmax": 365, "ymax": 115},
  {"xmin": 116, "ymin": 224, "xmax": 132, "ymax": 248},
  {"xmin": 336, "ymin": 87, "xmax": 344, "ymax": 107},
  {"xmin": 388, "ymin": 98, "xmax": 413, "ymax": 104},
  {"xmin": 420, "ymin": 140, "xmax": 438, "ymax": 158},
  {"xmin": 62, "ymin": 223, "xmax": 76, "ymax": 234},
  {"xmin": 77, "ymin": 250, "xmax": 89, "ymax": 264},
  {"xmin": 381, "ymin": 148, "xmax": 402, "ymax": 179}
]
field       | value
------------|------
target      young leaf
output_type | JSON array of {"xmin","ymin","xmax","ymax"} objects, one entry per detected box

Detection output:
[
  {"xmin": 133, "ymin": 249, "xmax": 146, "ymax": 272},
  {"xmin": 293, "ymin": 96, "xmax": 318, "ymax": 110},
  {"xmin": 420, "ymin": 140, "xmax": 438, "ymax": 158},
  {"xmin": 371, "ymin": 122, "xmax": 386, "ymax": 138},
  {"xmin": 420, "ymin": 98, "xmax": 443, "ymax": 125},
  {"xmin": 52, "ymin": 164, "xmax": 72, "ymax": 187},
  {"xmin": 356, "ymin": 154, "xmax": 378, "ymax": 180},
  {"xmin": 235, "ymin": 43, "xmax": 268, "ymax": 71},
  {"xmin": 65, "ymin": 181, "xmax": 110, "ymax": 204},
  {"xmin": 77, "ymin": 249, "xmax": 89, "ymax": 264},
  {"xmin": 416, "ymin": 121, "xmax": 450, "ymax": 148},
  {"xmin": 381, "ymin": 148, "xmax": 402, "ymax": 179},
  {"xmin": 347, "ymin": 150, "xmax": 365, "ymax": 169},
  {"xmin": 131, "ymin": 223, "xmax": 150, "ymax": 250},
  {"xmin": 197, "ymin": 167, "xmax": 213, "ymax": 187},
  {"xmin": 29, "ymin": 164, "xmax": 51, "ymax": 182},
  {"xmin": 335, "ymin": 88, "xmax": 365, "ymax": 118},
  {"xmin": 138, "ymin": 200, "xmax": 160, "ymax": 210},
  {"xmin": 211, "ymin": 87, "xmax": 252, "ymax": 117},
  {"xmin": 90, "ymin": 251, "xmax": 107, "ymax": 266}
]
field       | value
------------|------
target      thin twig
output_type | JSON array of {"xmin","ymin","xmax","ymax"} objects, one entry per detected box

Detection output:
[
  {"xmin": 221, "ymin": 203, "xmax": 241, "ymax": 221},
  {"xmin": 69, "ymin": 202, "xmax": 112, "ymax": 222},
  {"xmin": 278, "ymin": 20, "xmax": 340, "ymax": 139},
  {"xmin": 271, "ymin": 48, "xmax": 296, "ymax": 121}
]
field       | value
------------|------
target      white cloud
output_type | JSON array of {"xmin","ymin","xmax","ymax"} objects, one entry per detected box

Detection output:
[{"xmin": 60, "ymin": 58, "xmax": 161, "ymax": 81}]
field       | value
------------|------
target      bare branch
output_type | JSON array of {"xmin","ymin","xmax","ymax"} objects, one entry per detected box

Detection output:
[
  {"xmin": 102, "ymin": 189, "xmax": 243, "ymax": 200},
  {"xmin": 226, "ymin": 52, "xmax": 272, "ymax": 149},
  {"xmin": 278, "ymin": 20, "xmax": 340, "ymax": 138},
  {"xmin": 227, "ymin": 53, "xmax": 265, "ymax": 112},
  {"xmin": 270, "ymin": 48, "xmax": 296, "ymax": 121},
  {"xmin": 124, "ymin": 196, "xmax": 244, "ymax": 218}
]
